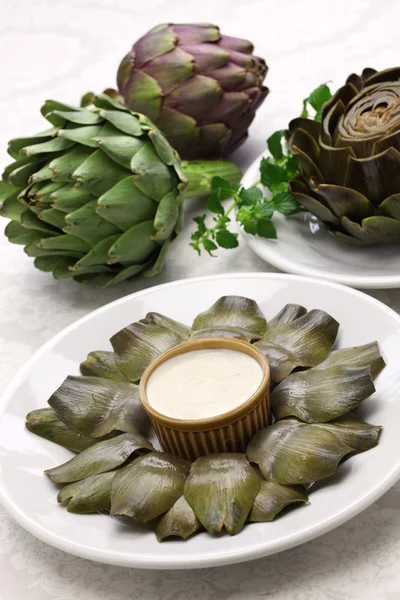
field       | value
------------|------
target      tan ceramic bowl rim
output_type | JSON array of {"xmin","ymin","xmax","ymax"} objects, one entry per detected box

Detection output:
[{"xmin": 139, "ymin": 337, "xmax": 270, "ymax": 432}]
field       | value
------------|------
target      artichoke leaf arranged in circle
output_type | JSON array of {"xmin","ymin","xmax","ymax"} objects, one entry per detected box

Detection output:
[
  {"xmin": 0, "ymin": 94, "xmax": 242, "ymax": 285},
  {"xmin": 287, "ymin": 67, "xmax": 400, "ymax": 245},
  {"xmin": 117, "ymin": 23, "xmax": 269, "ymax": 159},
  {"xmin": 26, "ymin": 296, "xmax": 384, "ymax": 540}
]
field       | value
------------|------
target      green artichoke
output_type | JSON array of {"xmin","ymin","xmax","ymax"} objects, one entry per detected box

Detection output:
[
  {"xmin": 0, "ymin": 94, "xmax": 241, "ymax": 286},
  {"xmin": 27, "ymin": 295, "xmax": 383, "ymax": 540},
  {"xmin": 117, "ymin": 23, "xmax": 268, "ymax": 159},
  {"xmin": 287, "ymin": 67, "xmax": 400, "ymax": 245}
]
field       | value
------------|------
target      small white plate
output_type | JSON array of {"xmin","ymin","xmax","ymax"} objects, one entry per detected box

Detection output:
[
  {"xmin": 1, "ymin": 273, "xmax": 400, "ymax": 569},
  {"xmin": 239, "ymin": 152, "xmax": 400, "ymax": 289}
]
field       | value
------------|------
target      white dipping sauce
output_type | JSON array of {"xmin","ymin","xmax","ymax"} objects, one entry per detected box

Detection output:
[{"xmin": 146, "ymin": 348, "xmax": 263, "ymax": 420}]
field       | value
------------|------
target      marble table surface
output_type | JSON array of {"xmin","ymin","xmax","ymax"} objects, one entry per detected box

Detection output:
[{"xmin": 1, "ymin": 0, "xmax": 400, "ymax": 598}]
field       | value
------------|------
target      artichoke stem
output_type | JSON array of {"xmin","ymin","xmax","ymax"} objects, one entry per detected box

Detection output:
[{"xmin": 180, "ymin": 160, "xmax": 242, "ymax": 200}]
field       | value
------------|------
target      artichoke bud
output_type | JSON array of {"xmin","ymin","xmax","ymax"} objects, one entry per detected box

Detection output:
[
  {"xmin": 117, "ymin": 23, "xmax": 268, "ymax": 159},
  {"xmin": 0, "ymin": 94, "xmax": 241, "ymax": 285}
]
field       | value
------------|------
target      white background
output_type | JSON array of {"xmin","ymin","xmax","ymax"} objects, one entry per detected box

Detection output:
[{"xmin": 1, "ymin": 0, "xmax": 400, "ymax": 598}]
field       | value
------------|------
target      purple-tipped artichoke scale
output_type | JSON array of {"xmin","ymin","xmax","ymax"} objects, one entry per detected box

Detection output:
[{"xmin": 117, "ymin": 23, "xmax": 268, "ymax": 159}]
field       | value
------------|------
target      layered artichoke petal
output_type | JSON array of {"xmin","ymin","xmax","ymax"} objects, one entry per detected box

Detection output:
[
  {"xmin": 247, "ymin": 420, "xmax": 353, "ymax": 485},
  {"xmin": 111, "ymin": 321, "xmax": 187, "ymax": 382},
  {"xmin": 110, "ymin": 452, "xmax": 190, "ymax": 521},
  {"xmin": 190, "ymin": 295, "xmax": 267, "ymax": 341},
  {"xmin": 26, "ymin": 407, "xmax": 96, "ymax": 452},
  {"xmin": 378, "ymin": 193, "xmax": 400, "ymax": 220},
  {"xmin": 250, "ymin": 480, "xmax": 309, "ymax": 522},
  {"xmin": 312, "ymin": 183, "xmax": 374, "ymax": 221},
  {"xmin": 57, "ymin": 472, "xmax": 115, "ymax": 513},
  {"xmin": 341, "ymin": 215, "xmax": 400, "ymax": 244},
  {"xmin": 184, "ymin": 454, "xmax": 259, "ymax": 535},
  {"xmin": 80, "ymin": 350, "xmax": 128, "ymax": 381},
  {"xmin": 155, "ymin": 495, "xmax": 201, "ymax": 541},
  {"xmin": 271, "ymin": 364, "xmax": 375, "ymax": 423},
  {"xmin": 45, "ymin": 432, "xmax": 155, "ymax": 484},
  {"xmin": 256, "ymin": 308, "xmax": 339, "ymax": 382},
  {"xmin": 48, "ymin": 375, "xmax": 150, "ymax": 437}
]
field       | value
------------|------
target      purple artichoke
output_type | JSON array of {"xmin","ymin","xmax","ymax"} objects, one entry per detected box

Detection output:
[{"xmin": 117, "ymin": 23, "xmax": 268, "ymax": 159}]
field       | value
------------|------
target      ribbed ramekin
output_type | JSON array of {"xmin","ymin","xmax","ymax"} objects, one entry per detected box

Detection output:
[{"xmin": 139, "ymin": 337, "xmax": 270, "ymax": 461}]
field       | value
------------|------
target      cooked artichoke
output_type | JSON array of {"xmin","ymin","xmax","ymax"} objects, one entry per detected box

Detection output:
[
  {"xmin": 26, "ymin": 295, "xmax": 384, "ymax": 541},
  {"xmin": 287, "ymin": 67, "xmax": 400, "ymax": 245}
]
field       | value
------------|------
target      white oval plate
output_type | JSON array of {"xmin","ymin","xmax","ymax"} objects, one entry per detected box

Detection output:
[
  {"xmin": 1, "ymin": 273, "xmax": 400, "ymax": 570},
  {"xmin": 240, "ymin": 152, "xmax": 400, "ymax": 289}
]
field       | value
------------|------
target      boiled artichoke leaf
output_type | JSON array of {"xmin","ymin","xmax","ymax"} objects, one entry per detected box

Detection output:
[
  {"xmin": 79, "ymin": 350, "xmax": 129, "ymax": 381},
  {"xmin": 110, "ymin": 321, "xmax": 187, "ymax": 382},
  {"xmin": 256, "ymin": 309, "xmax": 339, "ymax": 382},
  {"xmin": 111, "ymin": 452, "xmax": 190, "ymax": 521},
  {"xmin": 249, "ymin": 480, "xmax": 309, "ymax": 522},
  {"xmin": 247, "ymin": 420, "xmax": 353, "ymax": 485},
  {"xmin": 184, "ymin": 453, "xmax": 260, "ymax": 535},
  {"xmin": 313, "ymin": 341, "xmax": 385, "ymax": 379},
  {"xmin": 58, "ymin": 471, "xmax": 115, "ymax": 513},
  {"xmin": 25, "ymin": 407, "xmax": 96, "ymax": 452},
  {"xmin": 155, "ymin": 495, "xmax": 201, "ymax": 541},
  {"xmin": 271, "ymin": 364, "xmax": 375, "ymax": 423},
  {"xmin": 141, "ymin": 312, "xmax": 190, "ymax": 339},
  {"xmin": 315, "ymin": 413, "xmax": 381, "ymax": 453},
  {"xmin": 48, "ymin": 375, "xmax": 150, "ymax": 438},
  {"xmin": 190, "ymin": 295, "xmax": 267, "ymax": 341},
  {"xmin": 267, "ymin": 304, "xmax": 307, "ymax": 328},
  {"xmin": 45, "ymin": 432, "xmax": 154, "ymax": 484}
]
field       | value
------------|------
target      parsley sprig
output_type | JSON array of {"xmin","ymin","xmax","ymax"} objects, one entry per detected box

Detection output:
[{"xmin": 191, "ymin": 83, "xmax": 332, "ymax": 256}]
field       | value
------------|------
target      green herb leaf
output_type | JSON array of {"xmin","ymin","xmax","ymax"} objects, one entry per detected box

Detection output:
[
  {"xmin": 216, "ymin": 229, "xmax": 239, "ymax": 249},
  {"xmin": 193, "ymin": 214, "xmax": 207, "ymax": 234},
  {"xmin": 267, "ymin": 130, "xmax": 285, "ymax": 160},
  {"xmin": 257, "ymin": 219, "xmax": 277, "ymax": 239},
  {"xmin": 203, "ymin": 238, "xmax": 218, "ymax": 255},
  {"xmin": 308, "ymin": 84, "xmax": 332, "ymax": 115},
  {"xmin": 260, "ymin": 159, "xmax": 287, "ymax": 189},
  {"xmin": 211, "ymin": 176, "xmax": 234, "ymax": 200},
  {"xmin": 191, "ymin": 79, "xmax": 329, "ymax": 254},
  {"xmin": 207, "ymin": 189, "xmax": 225, "ymax": 215},
  {"xmin": 254, "ymin": 203, "xmax": 274, "ymax": 220},
  {"xmin": 242, "ymin": 220, "xmax": 258, "ymax": 235},
  {"xmin": 272, "ymin": 191, "xmax": 303, "ymax": 215},
  {"xmin": 239, "ymin": 187, "xmax": 263, "ymax": 205}
]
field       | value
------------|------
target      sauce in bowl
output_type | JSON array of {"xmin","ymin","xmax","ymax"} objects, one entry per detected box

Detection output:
[{"xmin": 146, "ymin": 348, "xmax": 263, "ymax": 420}]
